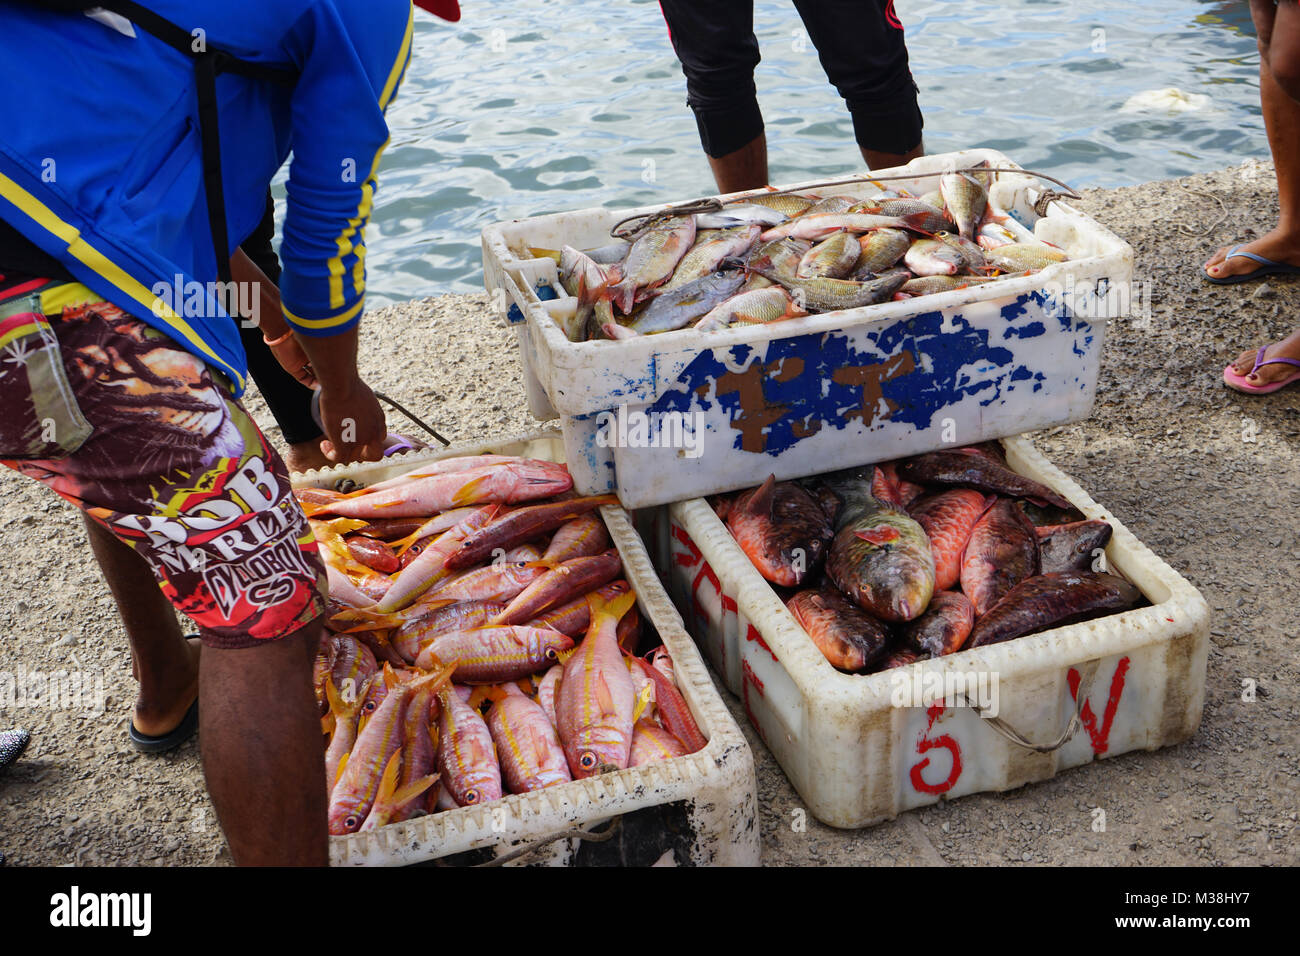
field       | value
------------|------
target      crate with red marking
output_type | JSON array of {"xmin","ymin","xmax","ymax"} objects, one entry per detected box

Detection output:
[{"xmin": 638, "ymin": 435, "xmax": 1209, "ymax": 828}]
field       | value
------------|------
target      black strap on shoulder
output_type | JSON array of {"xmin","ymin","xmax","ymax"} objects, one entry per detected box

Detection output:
[{"xmin": 90, "ymin": 0, "xmax": 297, "ymax": 287}]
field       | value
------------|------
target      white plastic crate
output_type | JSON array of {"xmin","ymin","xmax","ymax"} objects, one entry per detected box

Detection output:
[
  {"xmin": 640, "ymin": 435, "xmax": 1209, "ymax": 829},
  {"xmin": 482, "ymin": 148, "xmax": 1134, "ymax": 509},
  {"xmin": 294, "ymin": 428, "xmax": 758, "ymax": 865}
]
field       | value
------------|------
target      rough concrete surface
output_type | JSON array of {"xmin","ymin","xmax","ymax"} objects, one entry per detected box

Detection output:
[{"xmin": 0, "ymin": 161, "xmax": 1296, "ymax": 866}]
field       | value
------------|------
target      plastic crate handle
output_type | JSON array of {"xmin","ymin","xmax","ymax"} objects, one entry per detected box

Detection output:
[{"xmin": 953, "ymin": 658, "xmax": 1100, "ymax": 754}]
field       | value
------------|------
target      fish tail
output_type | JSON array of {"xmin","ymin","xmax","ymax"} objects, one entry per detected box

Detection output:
[
  {"xmin": 610, "ymin": 279, "xmax": 636, "ymax": 314},
  {"xmin": 588, "ymin": 587, "xmax": 638, "ymax": 628}
]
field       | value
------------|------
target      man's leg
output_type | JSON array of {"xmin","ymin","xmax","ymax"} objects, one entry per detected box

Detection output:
[
  {"xmin": 1206, "ymin": 0, "xmax": 1300, "ymax": 278},
  {"xmin": 793, "ymin": 0, "xmax": 924, "ymax": 171},
  {"xmin": 81, "ymin": 514, "xmax": 198, "ymax": 738},
  {"xmin": 11, "ymin": 299, "xmax": 331, "ymax": 865},
  {"xmin": 707, "ymin": 132, "xmax": 770, "ymax": 195},
  {"xmin": 201, "ymin": 622, "xmax": 328, "ymax": 865},
  {"xmin": 660, "ymin": 0, "xmax": 767, "ymax": 193}
]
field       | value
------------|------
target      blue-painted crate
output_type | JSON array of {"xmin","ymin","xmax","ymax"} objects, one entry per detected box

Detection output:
[{"xmin": 481, "ymin": 149, "xmax": 1132, "ymax": 508}]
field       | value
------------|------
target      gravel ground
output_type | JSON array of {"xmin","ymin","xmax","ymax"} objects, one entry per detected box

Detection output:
[{"xmin": 0, "ymin": 160, "xmax": 1296, "ymax": 866}]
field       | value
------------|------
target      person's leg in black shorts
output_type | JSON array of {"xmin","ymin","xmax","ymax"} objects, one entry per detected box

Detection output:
[
  {"xmin": 660, "ymin": 0, "xmax": 923, "ymax": 192},
  {"xmin": 238, "ymin": 193, "xmax": 329, "ymax": 474},
  {"xmin": 659, "ymin": 0, "xmax": 769, "ymax": 192},
  {"xmin": 792, "ymin": 0, "xmax": 923, "ymax": 169}
]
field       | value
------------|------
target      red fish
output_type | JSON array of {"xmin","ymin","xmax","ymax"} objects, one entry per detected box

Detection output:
[
  {"xmin": 415, "ymin": 626, "xmax": 574, "ymax": 683},
  {"xmin": 902, "ymin": 590, "xmax": 975, "ymax": 657},
  {"xmin": 542, "ymin": 514, "xmax": 609, "ymax": 563},
  {"xmin": 445, "ymin": 495, "xmax": 618, "ymax": 571},
  {"xmin": 345, "ymin": 536, "xmax": 399, "ymax": 574},
  {"xmin": 786, "ymin": 588, "xmax": 891, "ymax": 671},
  {"xmin": 556, "ymin": 589, "xmax": 639, "ymax": 777},
  {"xmin": 524, "ymin": 580, "xmax": 632, "ymax": 637},
  {"xmin": 329, "ymin": 666, "xmax": 453, "ymax": 834},
  {"xmin": 491, "ymin": 550, "xmax": 623, "ymax": 626},
  {"xmin": 313, "ymin": 461, "xmax": 573, "ymax": 519},
  {"xmin": 628, "ymin": 719, "xmax": 689, "ymax": 766},
  {"xmin": 909, "ymin": 489, "xmax": 994, "ymax": 590},
  {"xmin": 968, "ymin": 572, "xmax": 1142, "ymax": 647},
  {"xmin": 630, "ymin": 656, "xmax": 707, "ymax": 754},
  {"xmin": 487, "ymin": 683, "xmax": 572, "ymax": 793},
  {"xmin": 437, "ymin": 685, "xmax": 503, "ymax": 807},
  {"xmin": 960, "ymin": 499, "xmax": 1040, "ymax": 615},
  {"xmin": 727, "ymin": 475, "xmax": 834, "ymax": 587}
]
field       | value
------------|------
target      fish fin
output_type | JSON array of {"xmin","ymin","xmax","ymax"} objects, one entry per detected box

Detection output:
[
  {"xmin": 467, "ymin": 685, "xmax": 495, "ymax": 710},
  {"xmin": 334, "ymin": 750, "xmax": 351, "ymax": 786},
  {"xmin": 555, "ymin": 645, "xmax": 577, "ymax": 665},
  {"xmin": 324, "ymin": 676, "xmax": 344, "ymax": 716},
  {"xmin": 410, "ymin": 662, "xmax": 457, "ymax": 697},
  {"xmin": 746, "ymin": 474, "xmax": 778, "ymax": 520},
  {"xmin": 595, "ymin": 672, "xmax": 615, "ymax": 714},
  {"xmin": 451, "ymin": 474, "xmax": 491, "ymax": 508},
  {"xmin": 855, "ymin": 526, "xmax": 901, "ymax": 546},
  {"xmin": 899, "ymin": 212, "xmax": 939, "ymax": 237},
  {"xmin": 631, "ymin": 681, "xmax": 654, "ymax": 724},
  {"xmin": 321, "ymin": 711, "xmax": 336, "ymax": 737},
  {"xmin": 391, "ymin": 773, "xmax": 439, "ymax": 809},
  {"xmin": 528, "ymin": 246, "xmax": 562, "ymax": 262},
  {"xmin": 381, "ymin": 662, "xmax": 400, "ymax": 690},
  {"xmin": 320, "ymin": 517, "xmax": 369, "ymax": 535},
  {"xmin": 587, "ymin": 588, "xmax": 638, "ymax": 629},
  {"xmin": 375, "ymin": 749, "xmax": 403, "ymax": 805},
  {"xmin": 610, "ymin": 280, "xmax": 635, "ymax": 314}
]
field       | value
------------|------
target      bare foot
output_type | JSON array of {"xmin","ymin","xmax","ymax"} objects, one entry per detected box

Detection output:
[
  {"xmin": 1204, "ymin": 228, "xmax": 1300, "ymax": 279},
  {"xmin": 284, "ymin": 439, "xmax": 332, "ymax": 474},
  {"xmin": 1228, "ymin": 327, "xmax": 1300, "ymax": 386},
  {"xmin": 132, "ymin": 637, "xmax": 201, "ymax": 738}
]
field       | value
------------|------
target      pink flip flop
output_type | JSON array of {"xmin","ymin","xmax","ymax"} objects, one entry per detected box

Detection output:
[{"xmin": 1223, "ymin": 346, "xmax": 1300, "ymax": 394}]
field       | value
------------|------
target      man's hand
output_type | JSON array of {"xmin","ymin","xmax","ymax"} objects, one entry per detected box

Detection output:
[{"xmin": 315, "ymin": 376, "xmax": 387, "ymax": 464}]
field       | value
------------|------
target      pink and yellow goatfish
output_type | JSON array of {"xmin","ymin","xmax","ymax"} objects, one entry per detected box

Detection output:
[{"xmin": 555, "ymin": 589, "xmax": 639, "ymax": 778}]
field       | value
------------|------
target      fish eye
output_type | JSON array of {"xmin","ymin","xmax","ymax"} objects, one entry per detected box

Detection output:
[
  {"xmin": 464, "ymin": 789, "xmax": 479, "ymax": 804},
  {"xmin": 579, "ymin": 752, "xmax": 598, "ymax": 771},
  {"xmin": 344, "ymin": 815, "xmax": 360, "ymax": 831},
  {"xmin": 363, "ymin": 700, "xmax": 378, "ymax": 713},
  {"xmin": 545, "ymin": 648, "xmax": 558, "ymax": 660}
]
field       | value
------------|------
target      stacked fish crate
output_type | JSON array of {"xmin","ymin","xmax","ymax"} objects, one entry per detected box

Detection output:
[{"xmin": 482, "ymin": 149, "xmax": 1209, "ymax": 828}]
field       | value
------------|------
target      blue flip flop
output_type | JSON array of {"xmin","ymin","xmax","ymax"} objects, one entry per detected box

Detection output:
[{"xmin": 1204, "ymin": 244, "xmax": 1300, "ymax": 285}]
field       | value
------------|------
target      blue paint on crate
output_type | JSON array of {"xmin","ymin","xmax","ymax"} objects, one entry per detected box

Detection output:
[{"xmin": 629, "ymin": 290, "xmax": 1090, "ymax": 458}]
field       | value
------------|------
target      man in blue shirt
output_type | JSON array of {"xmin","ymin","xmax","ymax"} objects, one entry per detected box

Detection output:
[{"xmin": 0, "ymin": 0, "xmax": 460, "ymax": 864}]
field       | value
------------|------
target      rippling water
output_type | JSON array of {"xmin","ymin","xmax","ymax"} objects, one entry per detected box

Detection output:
[{"xmin": 284, "ymin": 0, "xmax": 1266, "ymax": 302}]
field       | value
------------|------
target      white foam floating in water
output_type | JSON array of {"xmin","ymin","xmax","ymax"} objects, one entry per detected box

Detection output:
[{"xmin": 1120, "ymin": 88, "xmax": 1211, "ymax": 114}]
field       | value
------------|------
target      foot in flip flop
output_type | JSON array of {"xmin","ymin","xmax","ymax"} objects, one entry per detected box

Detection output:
[
  {"xmin": 1224, "ymin": 328, "xmax": 1300, "ymax": 394},
  {"xmin": 129, "ymin": 635, "xmax": 201, "ymax": 753},
  {"xmin": 1204, "ymin": 231, "xmax": 1300, "ymax": 283}
]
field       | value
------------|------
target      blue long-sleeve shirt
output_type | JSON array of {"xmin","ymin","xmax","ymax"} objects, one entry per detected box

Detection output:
[{"xmin": 0, "ymin": 0, "xmax": 414, "ymax": 394}]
